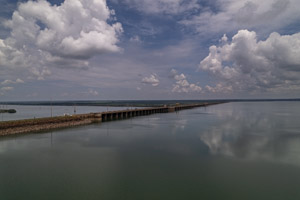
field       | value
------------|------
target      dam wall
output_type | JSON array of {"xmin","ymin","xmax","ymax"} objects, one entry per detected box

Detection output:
[{"xmin": 0, "ymin": 102, "xmax": 221, "ymax": 136}]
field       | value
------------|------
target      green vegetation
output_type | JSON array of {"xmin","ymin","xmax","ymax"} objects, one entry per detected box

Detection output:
[{"xmin": 0, "ymin": 109, "xmax": 16, "ymax": 114}]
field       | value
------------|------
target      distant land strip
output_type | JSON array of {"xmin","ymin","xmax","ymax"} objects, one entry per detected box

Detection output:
[
  {"xmin": 0, "ymin": 102, "xmax": 221, "ymax": 137},
  {"xmin": 0, "ymin": 109, "xmax": 16, "ymax": 113},
  {"xmin": 0, "ymin": 99, "xmax": 299, "ymax": 107}
]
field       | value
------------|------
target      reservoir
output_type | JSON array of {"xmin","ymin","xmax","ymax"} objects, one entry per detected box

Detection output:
[{"xmin": 1, "ymin": 102, "xmax": 300, "ymax": 199}]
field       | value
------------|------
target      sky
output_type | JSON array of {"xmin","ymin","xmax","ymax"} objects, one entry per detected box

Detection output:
[{"xmin": 0, "ymin": 0, "xmax": 300, "ymax": 101}]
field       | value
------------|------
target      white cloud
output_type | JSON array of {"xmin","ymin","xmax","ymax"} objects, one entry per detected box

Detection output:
[
  {"xmin": 1, "ymin": 80, "xmax": 14, "ymax": 85},
  {"xmin": 112, "ymin": 0, "xmax": 200, "ymax": 15},
  {"xmin": 88, "ymin": 89, "xmax": 99, "ymax": 96},
  {"xmin": 181, "ymin": 0, "xmax": 300, "ymax": 35},
  {"xmin": 0, "ymin": 0, "xmax": 122, "ymax": 80},
  {"xmin": 205, "ymin": 84, "xmax": 233, "ymax": 94},
  {"xmin": 1, "ymin": 78, "xmax": 24, "ymax": 85},
  {"xmin": 15, "ymin": 78, "xmax": 24, "ymax": 83},
  {"xmin": 142, "ymin": 74, "xmax": 160, "ymax": 86},
  {"xmin": 129, "ymin": 35, "xmax": 142, "ymax": 43},
  {"xmin": 30, "ymin": 67, "xmax": 52, "ymax": 80},
  {"xmin": 1, "ymin": 86, "xmax": 14, "ymax": 91},
  {"xmin": 220, "ymin": 34, "xmax": 228, "ymax": 43},
  {"xmin": 199, "ymin": 30, "xmax": 300, "ymax": 94},
  {"xmin": 171, "ymin": 69, "xmax": 202, "ymax": 93}
]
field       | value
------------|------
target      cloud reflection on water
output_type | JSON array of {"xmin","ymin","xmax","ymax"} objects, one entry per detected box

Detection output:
[{"xmin": 200, "ymin": 102, "xmax": 300, "ymax": 166}]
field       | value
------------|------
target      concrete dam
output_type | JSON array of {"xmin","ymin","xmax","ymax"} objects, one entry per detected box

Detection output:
[{"xmin": 0, "ymin": 102, "xmax": 221, "ymax": 136}]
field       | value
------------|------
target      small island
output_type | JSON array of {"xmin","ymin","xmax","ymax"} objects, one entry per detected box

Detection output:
[{"xmin": 0, "ymin": 109, "xmax": 17, "ymax": 114}]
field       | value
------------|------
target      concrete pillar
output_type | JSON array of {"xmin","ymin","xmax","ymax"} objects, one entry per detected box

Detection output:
[{"xmin": 168, "ymin": 107, "xmax": 175, "ymax": 112}]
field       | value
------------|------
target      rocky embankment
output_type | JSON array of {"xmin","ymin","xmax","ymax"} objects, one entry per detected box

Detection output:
[{"xmin": 0, "ymin": 113, "xmax": 101, "ymax": 136}]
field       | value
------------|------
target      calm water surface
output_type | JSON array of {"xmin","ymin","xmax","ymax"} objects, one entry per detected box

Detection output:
[{"xmin": 1, "ymin": 102, "xmax": 300, "ymax": 200}]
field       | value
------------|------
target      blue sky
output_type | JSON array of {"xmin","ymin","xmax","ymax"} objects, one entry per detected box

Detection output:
[{"xmin": 0, "ymin": 0, "xmax": 300, "ymax": 100}]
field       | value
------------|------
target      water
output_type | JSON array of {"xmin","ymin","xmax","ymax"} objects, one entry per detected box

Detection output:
[
  {"xmin": 0, "ymin": 105, "xmax": 139, "ymax": 121},
  {"xmin": 1, "ymin": 102, "xmax": 300, "ymax": 200}
]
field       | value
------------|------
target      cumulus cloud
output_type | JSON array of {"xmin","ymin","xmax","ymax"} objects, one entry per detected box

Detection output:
[
  {"xmin": 0, "ymin": 0, "xmax": 122, "ymax": 80},
  {"xmin": 16, "ymin": 78, "xmax": 24, "ymax": 83},
  {"xmin": 1, "ymin": 78, "xmax": 24, "ymax": 85},
  {"xmin": 1, "ymin": 80, "xmax": 14, "ymax": 85},
  {"xmin": 88, "ymin": 89, "xmax": 99, "ymax": 96},
  {"xmin": 170, "ymin": 69, "xmax": 202, "ymax": 93},
  {"xmin": 181, "ymin": 0, "xmax": 300, "ymax": 35},
  {"xmin": 112, "ymin": 0, "xmax": 200, "ymax": 15},
  {"xmin": 0, "ymin": 86, "xmax": 14, "ymax": 91},
  {"xmin": 199, "ymin": 30, "xmax": 300, "ymax": 93},
  {"xmin": 129, "ymin": 35, "xmax": 142, "ymax": 43},
  {"xmin": 205, "ymin": 84, "xmax": 233, "ymax": 94},
  {"xmin": 142, "ymin": 74, "xmax": 160, "ymax": 86}
]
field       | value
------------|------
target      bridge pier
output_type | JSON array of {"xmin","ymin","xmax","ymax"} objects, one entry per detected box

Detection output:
[{"xmin": 168, "ymin": 107, "xmax": 175, "ymax": 112}]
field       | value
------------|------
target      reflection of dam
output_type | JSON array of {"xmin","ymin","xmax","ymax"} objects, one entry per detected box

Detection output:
[{"xmin": 0, "ymin": 102, "xmax": 221, "ymax": 136}]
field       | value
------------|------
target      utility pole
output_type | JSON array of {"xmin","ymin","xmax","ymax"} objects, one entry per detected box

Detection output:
[{"xmin": 51, "ymin": 98, "xmax": 53, "ymax": 117}]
